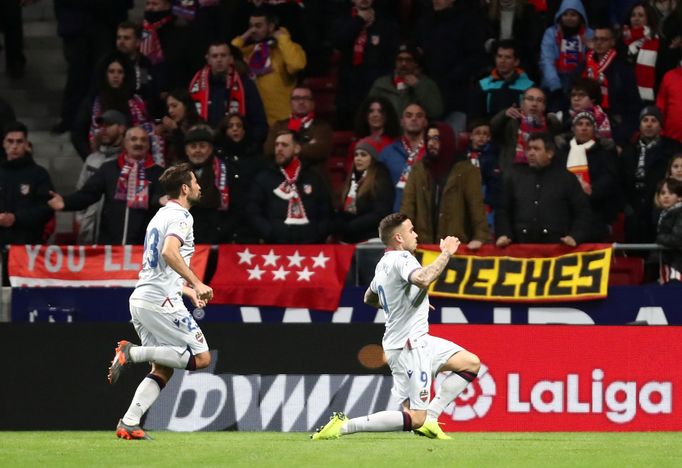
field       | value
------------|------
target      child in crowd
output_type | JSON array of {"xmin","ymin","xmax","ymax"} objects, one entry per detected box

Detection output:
[
  {"xmin": 466, "ymin": 119, "xmax": 501, "ymax": 234},
  {"xmin": 666, "ymin": 154, "xmax": 682, "ymax": 182},
  {"xmin": 655, "ymin": 177, "xmax": 682, "ymax": 284}
]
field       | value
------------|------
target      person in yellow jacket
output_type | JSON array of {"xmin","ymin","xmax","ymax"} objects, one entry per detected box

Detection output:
[{"xmin": 232, "ymin": 8, "xmax": 307, "ymax": 126}]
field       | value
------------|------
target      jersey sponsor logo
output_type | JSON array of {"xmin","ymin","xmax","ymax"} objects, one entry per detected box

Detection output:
[{"xmin": 178, "ymin": 221, "xmax": 190, "ymax": 234}]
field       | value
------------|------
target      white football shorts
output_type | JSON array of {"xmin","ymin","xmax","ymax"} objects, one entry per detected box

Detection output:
[{"xmin": 385, "ymin": 334, "xmax": 462, "ymax": 411}]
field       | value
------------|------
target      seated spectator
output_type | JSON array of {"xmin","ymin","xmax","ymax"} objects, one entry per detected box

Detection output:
[
  {"xmin": 329, "ymin": 0, "xmax": 399, "ymax": 127},
  {"xmin": 155, "ymin": 88, "xmax": 204, "ymax": 166},
  {"xmin": 620, "ymin": 2, "xmax": 660, "ymax": 103},
  {"xmin": 656, "ymin": 66, "xmax": 682, "ymax": 144},
  {"xmin": 75, "ymin": 110, "xmax": 128, "ymax": 244},
  {"xmin": 540, "ymin": 0, "xmax": 593, "ymax": 109},
  {"xmin": 48, "ymin": 127, "xmax": 164, "ymax": 245},
  {"xmin": 667, "ymin": 154, "xmax": 682, "ymax": 182},
  {"xmin": 470, "ymin": 39, "xmax": 535, "ymax": 120},
  {"xmin": 582, "ymin": 25, "xmax": 642, "ymax": 146},
  {"xmin": 0, "ymin": 122, "xmax": 55, "ymax": 246},
  {"xmin": 263, "ymin": 85, "xmax": 333, "ymax": 176},
  {"xmin": 401, "ymin": 122, "xmax": 489, "ymax": 249},
  {"xmin": 248, "ymin": 130, "xmax": 331, "ymax": 243},
  {"xmin": 491, "ymin": 87, "xmax": 560, "ymax": 173},
  {"xmin": 559, "ymin": 111, "xmax": 622, "ymax": 241},
  {"xmin": 368, "ymin": 43, "xmax": 443, "ymax": 122},
  {"xmin": 496, "ymin": 132, "xmax": 592, "ymax": 246},
  {"xmin": 622, "ymin": 105, "xmax": 680, "ymax": 243},
  {"xmin": 189, "ymin": 41, "xmax": 268, "ymax": 141},
  {"xmin": 555, "ymin": 77, "xmax": 613, "ymax": 146},
  {"xmin": 332, "ymin": 140, "xmax": 393, "ymax": 243},
  {"xmin": 656, "ymin": 177, "xmax": 682, "ymax": 284},
  {"xmin": 378, "ymin": 102, "xmax": 428, "ymax": 212},
  {"xmin": 465, "ymin": 119, "xmax": 502, "ymax": 231},
  {"xmin": 232, "ymin": 7, "xmax": 307, "ymax": 125}
]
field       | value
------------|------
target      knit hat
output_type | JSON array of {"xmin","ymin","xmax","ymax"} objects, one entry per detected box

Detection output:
[
  {"xmin": 639, "ymin": 105, "xmax": 663, "ymax": 124},
  {"xmin": 396, "ymin": 42, "xmax": 423, "ymax": 66},
  {"xmin": 96, "ymin": 109, "xmax": 128, "ymax": 127},
  {"xmin": 572, "ymin": 111, "xmax": 596, "ymax": 127},
  {"xmin": 354, "ymin": 139, "xmax": 379, "ymax": 160},
  {"xmin": 184, "ymin": 127, "xmax": 214, "ymax": 145}
]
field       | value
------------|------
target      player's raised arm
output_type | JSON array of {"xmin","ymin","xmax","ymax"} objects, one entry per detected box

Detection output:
[
  {"xmin": 409, "ymin": 236, "xmax": 460, "ymax": 289},
  {"xmin": 161, "ymin": 235, "xmax": 213, "ymax": 301}
]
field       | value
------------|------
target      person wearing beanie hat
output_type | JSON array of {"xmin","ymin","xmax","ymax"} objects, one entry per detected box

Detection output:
[
  {"xmin": 354, "ymin": 139, "xmax": 379, "ymax": 161},
  {"xmin": 183, "ymin": 126, "xmax": 214, "ymax": 146},
  {"xmin": 639, "ymin": 105, "xmax": 663, "ymax": 125}
]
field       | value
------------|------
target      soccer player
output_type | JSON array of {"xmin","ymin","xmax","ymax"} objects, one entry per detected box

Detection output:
[
  {"xmin": 312, "ymin": 213, "xmax": 480, "ymax": 440},
  {"xmin": 107, "ymin": 163, "xmax": 214, "ymax": 440}
]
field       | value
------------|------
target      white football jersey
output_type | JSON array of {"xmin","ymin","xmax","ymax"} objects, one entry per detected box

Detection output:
[
  {"xmin": 370, "ymin": 250, "xmax": 429, "ymax": 350},
  {"xmin": 130, "ymin": 201, "xmax": 195, "ymax": 312}
]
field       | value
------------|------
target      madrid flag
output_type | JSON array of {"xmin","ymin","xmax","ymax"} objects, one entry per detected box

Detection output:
[{"xmin": 211, "ymin": 245, "xmax": 356, "ymax": 311}]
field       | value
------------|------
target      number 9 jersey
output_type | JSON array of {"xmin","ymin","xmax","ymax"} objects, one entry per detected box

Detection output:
[{"xmin": 130, "ymin": 201, "xmax": 195, "ymax": 313}]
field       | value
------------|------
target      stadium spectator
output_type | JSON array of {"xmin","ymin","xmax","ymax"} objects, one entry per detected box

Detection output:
[
  {"xmin": 351, "ymin": 95, "xmax": 401, "ymax": 155},
  {"xmin": 332, "ymin": 140, "xmax": 393, "ymax": 243},
  {"xmin": 173, "ymin": 0, "xmax": 231, "ymax": 65},
  {"xmin": 491, "ymin": 87, "xmax": 560, "ymax": 174},
  {"xmin": 75, "ymin": 110, "xmax": 128, "ymax": 244},
  {"xmin": 263, "ymin": 85, "xmax": 333, "ymax": 176},
  {"xmin": 555, "ymin": 77, "xmax": 613, "ymax": 147},
  {"xmin": 368, "ymin": 43, "xmax": 442, "ymax": 124},
  {"xmin": 465, "ymin": 119, "xmax": 502, "ymax": 230},
  {"xmin": 495, "ymin": 132, "xmax": 592, "ymax": 246},
  {"xmin": 231, "ymin": 0, "xmax": 307, "ymax": 52},
  {"xmin": 188, "ymin": 42, "xmax": 268, "ymax": 142},
  {"xmin": 401, "ymin": 122, "xmax": 489, "ymax": 249},
  {"xmin": 0, "ymin": 122, "xmax": 55, "ymax": 246},
  {"xmin": 656, "ymin": 177, "xmax": 682, "ymax": 284},
  {"xmin": 414, "ymin": 0, "xmax": 489, "ymax": 131},
  {"xmin": 155, "ymin": 88, "xmax": 205, "ymax": 166},
  {"xmin": 655, "ymin": 1, "xmax": 682, "ymax": 87},
  {"xmin": 620, "ymin": 2, "xmax": 660, "ymax": 103},
  {"xmin": 656, "ymin": 65, "xmax": 682, "ymax": 143},
  {"xmin": 329, "ymin": 0, "xmax": 399, "ymax": 127},
  {"xmin": 378, "ymin": 102, "xmax": 428, "ymax": 212},
  {"xmin": 47, "ymin": 127, "xmax": 164, "ymax": 245},
  {"xmin": 667, "ymin": 153, "xmax": 682, "ymax": 181},
  {"xmin": 539, "ymin": 0, "xmax": 593, "ymax": 109},
  {"xmin": 621, "ymin": 105, "xmax": 679, "ymax": 243},
  {"xmin": 232, "ymin": 7, "xmax": 307, "ymax": 125},
  {"xmin": 470, "ymin": 39, "xmax": 535, "ymax": 120},
  {"xmin": 248, "ymin": 130, "xmax": 332, "ymax": 243}
]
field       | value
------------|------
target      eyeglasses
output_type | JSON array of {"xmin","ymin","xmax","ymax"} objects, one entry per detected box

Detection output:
[{"xmin": 524, "ymin": 96, "xmax": 546, "ymax": 103}]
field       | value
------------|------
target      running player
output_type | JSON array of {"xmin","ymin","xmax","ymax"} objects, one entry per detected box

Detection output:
[
  {"xmin": 312, "ymin": 212, "xmax": 480, "ymax": 440},
  {"xmin": 107, "ymin": 163, "xmax": 214, "ymax": 440}
]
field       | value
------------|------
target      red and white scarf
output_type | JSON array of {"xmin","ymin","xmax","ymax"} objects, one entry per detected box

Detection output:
[
  {"xmin": 393, "ymin": 74, "xmax": 407, "ymax": 91},
  {"xmin": 555, "ymin": 26, "xmax": 586, "ymax": 74},
  {"xmin": 189, "ymin": 66, "xmax": 246, "ymax": 120},
  {"xmin": 114, "ymin": 152, "xmax": 154, "ymax": 209},
  {"xmin": 274, "ymin": 157, "xmax": 309, "ymax": 225},
  {"xmin": 351, "ymin": 7, "xmax": 368, "ymax": 66},
  {"xmin": 140, "ymin": 14, "xmax": 174, "ymax": 65},
  {"xmin": 396, "ymin": 137, "xmax": 425, "ymax": 189},
  {"xmin": 343, "ymin": 170, "xmax": 366, "ymax": 214},
  {"xmin": 248, "ymin": 40, "xmax": 274, "ymax": 77},
  {"xmin": 172, "ymin": 0, "xmax": 220, "ymax": 21},
  {"xmin": 623, "ymin": 25, "xmax": 658, "ymax": 101},
  {"xmin": 567, "ymin": 138, "xmax": 594, "ymax": 187},
  {"xmin": 213, "ymin": 156, "xmax": 229, "ymax": 211},
  {"xmin": 288, "ymin": 111, "xmax": 315, "ymax": 133},
  {"xmin": 584, "ymin": 49, "xmax": 617, "ymax": 109},
  {"xmin": 514, "ymin": 114, "xmax": 546, "ymax": 164},
  {"xmin": 257, "ymin": 0, "xmax": 304, "ymax": 6}
]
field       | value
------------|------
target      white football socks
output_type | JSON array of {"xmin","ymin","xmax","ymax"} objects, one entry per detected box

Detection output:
[
  {"xmin": 426, "ymin": 372, "xmax": 470, "ymax": 422},
  {"xmin": 121, "ymin": 376, "xmax": 162, "ymax": 426},
  {"xmin": 130, "ymin": 346, "xmax": 190, "ymax": 369},
  {"xmin": 341, "ymin": 411, "xmax": 406, "ymax": 434}
]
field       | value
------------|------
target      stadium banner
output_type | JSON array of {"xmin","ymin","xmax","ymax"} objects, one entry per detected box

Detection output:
[
  {"xmin": 210, "ymin": 244, "xmax": 355, "ymax": 311},
  {"xmin": 417, "ymin": 243, "xmax": 612, "ymax": 302},
  {"xmin": 7, "ymin": 244, "xmax": 211, "ymax": 287}
]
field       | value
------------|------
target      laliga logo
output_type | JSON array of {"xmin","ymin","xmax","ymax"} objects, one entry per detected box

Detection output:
[{"xmin": 438, "ymin": 363, "xmax": 496, "ymax": 421}]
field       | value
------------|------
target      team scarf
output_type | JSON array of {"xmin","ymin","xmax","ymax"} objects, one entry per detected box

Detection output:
[
  {"xmin": 622, "ymin": 25, "xmax": 658, "ymax": 101},
  {"xmin": 527, "ymin": 0, "xmax": 547, "ymax": 11},
  {"xmin": 567, "ymin": 138, "xmax": 594, "ymax": 187},
  {"xmin": 569, "ymin": 105, "xmax": 612, "ymax": 140},
  {"xmin": 248, "ymin": 40, "xmax": 275, "ymax": 77},
  {"xmin": 396, "ymin": 136, "xmax": 425, "ymax": 189},
  {"xmin": 351, "ymin": 7, "xmax": 368, "ymax": 66},
  {"xmin": 584, "ymin": 49, "xmax": 617, "ymax": 109},
  {"xmin": 273, "ymin": 157, "xmax": 309, "ymax": 225},
  {"xmin": 257, "ymin": 0, "xmax": 304, "ymax": 7},
  {"xmin": 189, "ymin": 66, "xmax": 246, "ymax": 120},
  {"xmin": 172, "ymin": 0, "xmax": 220, "ymax": 21},
  {"xmin": 343, "ymin": 169, "xmax": 366, "ymax": 214},
  {"xmin": 114, "ymin": 151, "xmax": 154, "ymax": 209},
  {"xmin": 140, "ymin": 14, "xmax": 174, "ymax": 65},
  {"xmin": 212, "ymin": 156, "xmax": 229, "ymax": 211},
  {"xmin": 635, "ymin": 137, "xmax": 660, "ymax": 181},
  {"xmin": 555, "ymin": 25, "xmax": 586, "ymax": 74},
  {"xmin": 514, "ymin": 113, "xmax": 546, "ymax": 164},
  {"xmin": 288, "ymin": 111, "xmax": 315, "ymax": 133},
  {"xmin": 393, "ymin": 74, "xmax": 407, "ymax": 91}
]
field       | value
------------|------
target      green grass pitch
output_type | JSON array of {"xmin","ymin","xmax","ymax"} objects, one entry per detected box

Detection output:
[{"xmin": 2, "ymin": 432, "xmax": 681, "ymax": 467}]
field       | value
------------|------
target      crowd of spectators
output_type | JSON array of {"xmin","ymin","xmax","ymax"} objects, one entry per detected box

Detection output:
[{"xmin": 1, "ymin": 0, "xmax": 682, "ymax": 283}]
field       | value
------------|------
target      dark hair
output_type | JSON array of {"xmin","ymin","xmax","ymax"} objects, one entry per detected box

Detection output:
[
  {"xmin": 658, "ymin": 177, "xmax": 682, "ymax": 197},
  {"xmin": 594, "ymin": 24, "xmax": 617, "ymax": 39},
  {"xmin": 292, "ymin": 84, "xmax": 315, "ymax": 100},
  {"xmin": 2, "ymin": 121, "xmax": 28, "ymax": 139},
  {"xmin": 98, "ymin": 51, "xmax": 135, "ymax": 94},
  {"xmin": 353, "ymin": 95, "xmax": 401, "ymax": 139},
  {"xmin": 250, "ymin": 6, "xmax": 276, "ymax": 24},
  {"xmin": 217, "ymin": 112, "xmax": 247, "ymax": 142},
  {"xmin": 379, "ymin": 212, "xmax": 408, "ymax": 245},
  {"xmin": 571, "ymin": 77, "xmax": 602, "ymax": 105},
  {"xmin": 495, "ymin": 39, "xmax": 519, "ymax": 59},
  {"xmin": 402, "ymin": 101, "xmax": 428, "ymax": 119},
  {"xmin": 275, "ymin": 129, "xmax": 301, "ymax": 144},
  {"xmin": 117, "ymin": 20, "xmax": 142, "ymax": 40},
  {"xmin": 667, "ymin": 153, "xmax": 682, "ymax": 177},
  {"xmin": 468, "ymin": 117, "xmax": 491, "ymax": 133},
  {"xmin": 159, "ymin": 163, "xmax": 195, "ymax": 198},
  {"xmin": 624, "ymin": 1, "xmax": 659, "ymax": 32},
  {"xmin": 528, "ymin": 132, "xmax": 556, "ymax": 153},
  {"xmin": 166, "ymin": 88, "xmax": 202, "ymax": 128}
]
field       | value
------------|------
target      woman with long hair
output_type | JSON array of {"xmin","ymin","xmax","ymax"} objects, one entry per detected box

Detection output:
[
  {"xmin": 155, "ymin": 88, "xmax": 204, "ymax": 165},
  {"xmin": 346, "ymin": 95, "xmax": 400, "ymax": 170},
  {"xmin": 620, "ymin": 1, "xmax": 660, "ymax": 103}
]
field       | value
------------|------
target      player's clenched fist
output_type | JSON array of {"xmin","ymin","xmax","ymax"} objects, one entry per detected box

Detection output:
[{"xmin": 440, "ymin": 236, "xmax": 461, "ymax": 256}]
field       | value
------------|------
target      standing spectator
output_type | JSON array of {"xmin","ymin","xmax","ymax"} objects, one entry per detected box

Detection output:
[
  {"xmin": 248, "ymin": 130, "xmax": 331, "ymax": 243},
  {"xmin": 75, "ymin": 110, "xmax": 128, "ymax": 244},
  {"xmin": 188, "ymin": 41, "xmax": 267, "ymax": 140},
  {"xmin": 345, "ymin": 95, "xmax": 401, "ymax": 170},
  {"xmin": 620, "ymin": 2, "xmax": 660, "ymax": 103},
  {"xmin": 465, "ymin": 119, "xmax": 502, "ymax": 230},
  {"xmin": 47, "ymin": 127, "xmax": 164, "ymax": 245},
  {"xmin": 329, "ymin": 0, "xmax": 399, "ymax": 127},
  {"xmin": 555, "ymin": 77, "xmax": 613, "ymax": 146},
  {"xmin": 378, "ymin": 102, "xmax": 428, "ymax": 212},
  {"xmin": 0, "ymin": 122, "xmax": 54, "ymax": 245},
  {"xmin": 231, "ymin": 0, "xmax": 307, "ymax": 51},
  {"xmin": 172, "ymin": 0, "xmax": 231, "ymax": 64},
  {"xmin": 401, "ymin": 122, "xmax": 489, "ymax": 249},
  {"xmin": 155, "ymin": 88, "xmax": 204, "ymax": 166},
  {"xmin": 656, "ymin": 1, "xmax": 682, "ymax": 87},
  {"xmin": 656, "ymin": 177, "xmax": 682, "ymax": 284},
  {"xmin": 656, "ymin": 66, "xmax": 682, "ymax": 143},
  {"xmin": 232, "ymin": 7, "xmax": 307, "ymax": 125}
]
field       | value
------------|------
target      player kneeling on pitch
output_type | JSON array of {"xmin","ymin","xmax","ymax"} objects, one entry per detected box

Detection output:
[
  {"xmin": 108, "ymin": 163, "xmax": 213, "ymax": 440},
  {"xmin": 312, "ymin": 213, "xmax": 480, "ymax": 440}
]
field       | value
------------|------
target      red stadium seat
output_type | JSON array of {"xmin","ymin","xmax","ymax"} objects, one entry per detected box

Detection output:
[{"xmin": 609, "ymin": 256, "xmax": 645, "ymax": 286}]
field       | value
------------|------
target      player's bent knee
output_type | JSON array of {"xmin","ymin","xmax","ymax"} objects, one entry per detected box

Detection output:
[
  {"xmin": 469, "ymin": 353, "xmax": 481, "ymax": 373},
  {"xmin": 194, "ymin": 351, "xmax": 211, "ymax": 369},
  {"xmin": 409, "ymin": 410, "xmax": 427, "ymax": 429},
  {"xmin": 151, "ymin": 364, "xmax": 173, "ymax": 382}
]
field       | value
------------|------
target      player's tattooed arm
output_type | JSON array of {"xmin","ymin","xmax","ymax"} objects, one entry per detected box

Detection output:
[
  {"xmin": 410, "ymin": 236, "xmax": 460, "ymax": 289},
  {"xmin": 364, "ymin": 287, "xmax": 381, "ymax": 308}
]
